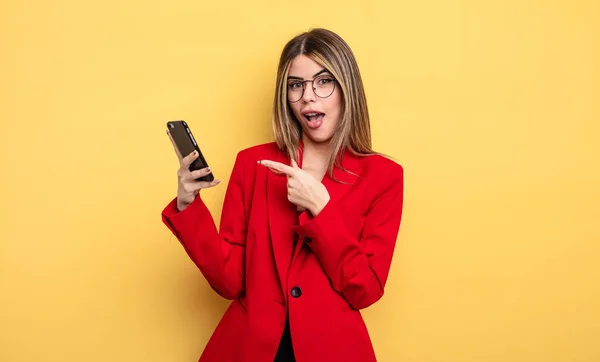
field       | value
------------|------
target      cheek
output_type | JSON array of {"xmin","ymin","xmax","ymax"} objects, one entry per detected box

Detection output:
[
  {"xmin": 288, "ymin": 103, "xmax": 301, "ymax": 120},
  {"xmin": 326, "ymin": 91, "xmax": 343, "ymax": 121}
]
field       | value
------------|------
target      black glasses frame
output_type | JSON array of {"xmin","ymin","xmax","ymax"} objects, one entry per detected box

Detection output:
[{"xmin": 287, "ymin": 75, "xmax": 337, "ymax": 103}]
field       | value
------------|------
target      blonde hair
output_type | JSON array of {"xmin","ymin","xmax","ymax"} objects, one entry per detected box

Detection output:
[{"xmin": 271, "ymin": 28, "xmax": 376, "ymax": 178}]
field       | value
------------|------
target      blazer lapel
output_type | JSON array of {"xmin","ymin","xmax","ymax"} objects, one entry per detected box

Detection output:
[
  {"xmin": 321, "ymin": 149, "xmax": 364, "ymax": 205},
  {"xmin": 266, "ymin": 151, "xmax": 296, "ymax": 299},
  {"xmin": 291, "ymin": 148, "xmax": 364, "ymax": 258},
  {"xmin": 266, "ymin": 145, "xmax": 365, "ymax": 298}
]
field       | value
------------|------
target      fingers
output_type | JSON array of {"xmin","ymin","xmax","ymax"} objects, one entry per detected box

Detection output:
[
  {"xmin": 181, "ymin": 179, "xmax": 221, "ymax": 194},
  {"xmin": 258, "ymin": 160, "xmax": 295, "ymax": 176},
  {"xmin": 267, "ymin": 167, "xmax": 285, "ymax": 175},
  {"xmin": 189, "ymin": 167, "xmax": 212, "ymax": 180},
  {"xmin": 166, "ymin": 130, "xmax": 184, "ymax": 161},
  {"xmin": 205, "ymin": 179, "xmax": 222, "ymax": 187},
  {"xmin": 193, "ymin": 179, "xmax": 222, "ymax": 189},
  {"xmin": 179, "ymin": 166, "xmax": 214, "ymax": 182},
  {"xmin": 181, "ymin": 150, "xmax": 199, "ymax": 169}
]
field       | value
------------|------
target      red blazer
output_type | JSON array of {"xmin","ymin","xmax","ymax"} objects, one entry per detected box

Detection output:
[{"xmin": 162, "ymin": 142, "xmax": 404, "ymax": 362}]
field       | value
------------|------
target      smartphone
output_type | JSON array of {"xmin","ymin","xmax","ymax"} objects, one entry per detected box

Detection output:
[{"xmin": 167, "ymin": 120, "xmax": 214, "ymax": 182}]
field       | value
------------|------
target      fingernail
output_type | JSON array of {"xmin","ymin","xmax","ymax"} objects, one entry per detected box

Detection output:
[
  {"xmin": 206, "ymin": 167, "xmax": 211, "ymax": 172},
  {"xmin": 257, "ymin": 160, "xmax": 261, "ymax": 164}
]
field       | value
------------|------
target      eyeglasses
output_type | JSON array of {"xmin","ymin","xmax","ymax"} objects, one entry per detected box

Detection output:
[{"xmin": 287, "ymin": 74, "xmax": 337, "ymax": 103}]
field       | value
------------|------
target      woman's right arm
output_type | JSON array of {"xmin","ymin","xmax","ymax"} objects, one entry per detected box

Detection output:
[{"xmin": 162, "ymin": 133, "xmax": 247, "ymax": 300}]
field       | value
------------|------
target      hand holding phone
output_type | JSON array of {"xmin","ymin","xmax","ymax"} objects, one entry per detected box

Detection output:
[{"xmin": 166, "ymin": 120, "xmax": 220, "ymax": 211}]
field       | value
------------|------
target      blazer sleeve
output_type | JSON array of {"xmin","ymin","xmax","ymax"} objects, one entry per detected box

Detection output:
[
  {"xmin": 293, "ymin": 163, "xmax": 404, "ymax": 310},
  {"xmin": 161, "ymin": 152, "xmax": 247, "ymax": 300}
]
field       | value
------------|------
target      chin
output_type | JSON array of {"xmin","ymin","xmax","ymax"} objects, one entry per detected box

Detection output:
[{"xmin": 304, "ymin": 130, "xmax": 334, "ymax": 144}]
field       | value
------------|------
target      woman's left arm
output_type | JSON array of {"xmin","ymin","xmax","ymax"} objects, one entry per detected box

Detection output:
[{"xmin": 293, "ymin": 165, "xmax": 404, "ymax": 310}]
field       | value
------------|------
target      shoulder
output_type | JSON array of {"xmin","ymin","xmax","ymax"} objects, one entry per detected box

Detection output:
[
  {"xmin": 357, "ymin": 153, "xmax": 404, "ymax": 204},
  {"xmin": 360, "ymin": 153, "xmax": 404, "ymax": 182}
]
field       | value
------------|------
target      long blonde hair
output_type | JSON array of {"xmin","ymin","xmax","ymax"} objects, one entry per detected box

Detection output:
[{"xmin": 272, "ymin": 28, "xmax": 375, "ymax": 178}]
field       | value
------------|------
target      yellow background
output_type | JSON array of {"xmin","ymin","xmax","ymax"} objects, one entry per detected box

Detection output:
[{"xmin": 1, "ymin": 1, "xmax": 599, "ymax": 361}]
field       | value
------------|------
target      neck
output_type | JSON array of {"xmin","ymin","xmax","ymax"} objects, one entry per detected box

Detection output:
[{"xmin": 302, "ymin": 133, "xmax": 334, "ymax": 160}]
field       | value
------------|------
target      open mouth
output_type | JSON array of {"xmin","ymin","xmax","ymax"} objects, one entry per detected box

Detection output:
[{"xmin": 304, "ymin": 112, "xmax": 325, "ymax": 122}]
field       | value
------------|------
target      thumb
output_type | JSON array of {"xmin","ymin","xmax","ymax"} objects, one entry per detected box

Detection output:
[{"xmin": 291, "ymin": 159, "xmax": 299, "ymax": 168}]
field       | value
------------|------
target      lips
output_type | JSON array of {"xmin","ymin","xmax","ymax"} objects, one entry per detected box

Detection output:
[
  {"xmin": 300, "ymin": 109, "xmax": 325, "ymax": 130},
  {"xmin": 301, "ymin": 109, "xmax": 326, "ymax": 122},
  {"xmin": 303, "ymin": 112, "xmax": 325, "ymax": 122}
]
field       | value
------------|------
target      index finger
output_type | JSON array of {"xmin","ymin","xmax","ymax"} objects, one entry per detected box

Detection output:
[{"xmin": 258, "ymin": 160, "xmax": 296, "ymax": 176}]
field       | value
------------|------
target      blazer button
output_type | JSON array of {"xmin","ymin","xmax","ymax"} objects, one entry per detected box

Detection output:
[
  {"xmin": 290, "ymin": 286, "xmax": 302, "ymax": 298},
  {"xmin": 303, "ymin": 236, "xmax": 312, "ymax": 243}
]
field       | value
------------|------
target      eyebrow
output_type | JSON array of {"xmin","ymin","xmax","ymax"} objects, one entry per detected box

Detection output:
[{"xmin": 287, "ymin": 69, "xmax": 330, "ymax": 80}]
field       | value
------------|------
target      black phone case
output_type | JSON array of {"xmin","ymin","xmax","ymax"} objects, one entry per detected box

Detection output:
[{"xmin": 167, "ymin": 120, "xmax": 214, "ymax": 182}]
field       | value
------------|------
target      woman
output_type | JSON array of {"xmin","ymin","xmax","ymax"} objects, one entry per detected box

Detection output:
[{"xmin": 162, "ymin": 28, "xmax": 404, "ymax": 362}]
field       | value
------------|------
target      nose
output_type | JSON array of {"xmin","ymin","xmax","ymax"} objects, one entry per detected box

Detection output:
[{"xmin": 301, "ymin": 81, "xmax": 317, "ymax": 103}]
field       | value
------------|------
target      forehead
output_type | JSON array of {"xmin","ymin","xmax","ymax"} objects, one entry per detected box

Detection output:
[{"xmin": 288, "ymin": 55, "xmax": 328, "ymax": 77}]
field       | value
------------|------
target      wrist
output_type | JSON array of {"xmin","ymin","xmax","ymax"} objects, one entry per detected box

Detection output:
[
  {"xmin": 177, "ymin": 199, "xmax": 190, "ymax": 212},
  {"xmin": 310, "ymin": 193, "xmax": 330, "ymax": 216}
]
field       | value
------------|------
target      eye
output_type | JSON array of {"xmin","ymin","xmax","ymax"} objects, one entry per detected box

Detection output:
[
  {"xmin": 317, "ymin": 77, "xmax": 334, "ymax": 85},
  {"xmin": 288, "ymin": 82, "xmax": 302, "ymax": 90}
]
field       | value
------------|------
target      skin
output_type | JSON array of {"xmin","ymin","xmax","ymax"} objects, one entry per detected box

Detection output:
[
  {"xmin": 170, "ymin": 55, "xmax": 342, "ymax": 216},
  {"xmin": 259, "ymin": 55, "xmax": 343, "ymax": 215},
  {"xmin": 286, "ymin": 55, "xmax": 342, "ymax": 149},
  {"xmin": 166, "ymin": 132, "xmax": 220, "ymax": 212}
]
